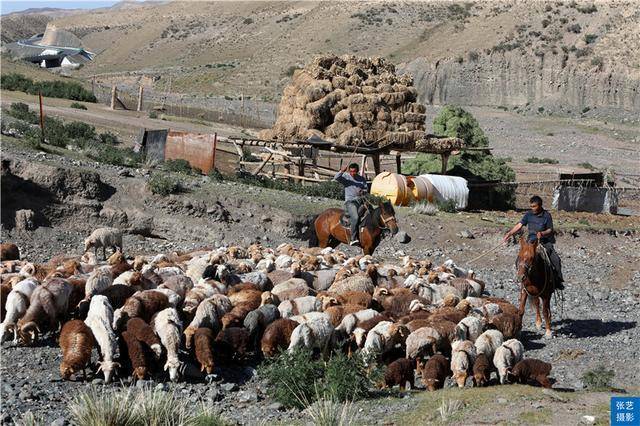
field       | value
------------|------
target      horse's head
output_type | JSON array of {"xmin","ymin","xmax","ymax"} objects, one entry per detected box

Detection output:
[
  {"xmin": 517, "ymin": 237, "xmax": 538, "ymax": 282},
  {"xmin": 378, "ymin": 200, "xmax": 399, "ymax": 235}
]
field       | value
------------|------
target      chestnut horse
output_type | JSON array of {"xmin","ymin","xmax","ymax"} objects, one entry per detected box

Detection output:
[
  {"xmin": 313, "ymin": 200, "xmax": 399, "ymax": 255},
  {"xmin": 516, "ymin": 237, "xmax": 556, "ymax": 338}
]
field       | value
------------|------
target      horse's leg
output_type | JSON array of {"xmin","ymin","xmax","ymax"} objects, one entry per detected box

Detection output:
[
  {"xmin": 542, "ymin": 296, "xmax": 553, "ymax": 338},
  {"xmin": 531, "ymin": 296, "xmax": 542, "ymax": 330},
  {"xmin": 517, "ymin": 286, "xmax": 528, "ymax": 319}
]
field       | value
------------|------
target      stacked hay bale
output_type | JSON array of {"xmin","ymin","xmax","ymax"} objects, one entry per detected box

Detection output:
[{"xmin": 259, "ymin": 55, "xmax": 428, "ymax": 148}]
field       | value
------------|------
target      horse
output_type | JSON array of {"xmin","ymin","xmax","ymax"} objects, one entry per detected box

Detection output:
[
  {"xmin": 313, "ymin": 199, "xmax": 399, "ymax": 255},
  {"xmin": 516, "ymin": 237, "xmax": 557, "ymax": 338}
]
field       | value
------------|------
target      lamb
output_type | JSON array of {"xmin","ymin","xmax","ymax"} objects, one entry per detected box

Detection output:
[
  {"xmin": 493, "ymin": 339, "xmax": 525, "ymax": 384},
  {"xmin": 84, "ymin": 295, "xmax": 118, "ymax": 383},
  {"xmin": 125, "ymin": 318, "xmax": 162, "ymax": 359},
  {"xmin": 472, "ymin": 353, "xmax": 491, "ymax": 387},
  {"xmin": 112, "ymin": 290, "xmax": 170, "ymax": 331},
  {"xmin": 405, "ymin": 326, "xmax": 444, "ymax": 359},
  {"xmin": 474, "ymin": 329, "xmax": 504, "ymax": 359},
  {"xmin": 261, "ymin": 318, "xmax": 299, "ymax": 357},
  {"xmin": 454, "ymin": 316, "xmax": 483, "ymax": 342},
  {"xmin": 0, "ymin": 277, "xmax": 38, "ymax": 344},
  {"xmin": 417, "ymin": 353, "xmax": 451, "ymax": 391},
  {"xmin": 335, "ymin": 308, "xmax": 379, "ymax": 334},
  {"xmin": 384, "ymin": 358, "xmax": 415, "ymax": 390},
  {"xmin": 487, "ymin": 312, "xmax": 522, "ymax": 339},
  {"xmin": 18, "ymin": 277, "xmax": 73, "ymax": 345},
  {"xmin": 121, "ymin": 330, "xmax": 148, "ymax": 380},
  {"xmin": 508, "ymin": 358, "xmax": 552, "ymax": 388},
  {"xmin": 214, "ymin": 327, "xmax": 251, "ymax": 360},
  {"xmin": 151, "ymin": 308, "xmax": 183, "ymax": 382},
  {"xmin": 271, "ymin": 278, "xmax": 313, "ymax": 301},
  {"xmin": 194, "ymin": 327, "xmax": 215, "ymax": 374},
  {"xmin": 287, "ymin": 316, "xmax": 334, "ymax": 356},
  {"xmin": 0, "ymin": 243, "xmax": 20, "ymax": 261},
  {"xmin": 278, "ymin": 296, "xmax": 322, "ymax": 319},
  {"xmin": 362, "ymin": 321, "xmax": 410, "ymax": 361},
  {"xmin": 59, "ymin": 320, "xmax": 95, "ymax": 380},
  {"xmin": 84, "ymin": 227, "xmax": 123, "ymax": 260},
  {"xmin": 84, "ymin": 266, "xmax": 113, "ymax": 300},
  {"xmin": 451, "ymin": 340, "xmax": 477, "ymax": 388}
]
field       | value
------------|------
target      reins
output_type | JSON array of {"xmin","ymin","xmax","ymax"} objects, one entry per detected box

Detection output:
[{"xmin": 466, "ymin": 240, "xmax": 507, "ymax": 264}]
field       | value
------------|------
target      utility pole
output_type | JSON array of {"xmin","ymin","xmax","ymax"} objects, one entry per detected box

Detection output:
[
  {"xmin": 38, "ymin": 92, "xmax": 45, "ymax": 144},
  {"xmin": 137, "ymin": 85, "xmax": 144, "ymax": 112}
]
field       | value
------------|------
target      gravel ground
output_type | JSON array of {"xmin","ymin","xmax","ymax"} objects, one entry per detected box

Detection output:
[{"xmin": 1, "ymin": 142, "xmax": 639, "ymax": 424}]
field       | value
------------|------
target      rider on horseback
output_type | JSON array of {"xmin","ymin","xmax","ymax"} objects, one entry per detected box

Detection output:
[
  {"xmin": 334, "ymin": 163, "xmax": 368, "ymax": 247},
  {"xmin": 503, "ymin": 195, "xmax": 565, "ymax": 290}
]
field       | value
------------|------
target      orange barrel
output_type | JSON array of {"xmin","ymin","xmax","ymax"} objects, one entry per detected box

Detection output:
[
  {"xmin": 370, "ymin": 172, "xmax": 411, "ymax": 206},
  {"xmin": 407, "ymin": 175, "xmax": 433, "ymax": 203}
]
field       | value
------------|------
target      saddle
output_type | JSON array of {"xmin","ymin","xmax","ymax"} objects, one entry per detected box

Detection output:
[{"xmin": 340, "ymin": 203, "xmax": 370, "ymax": 228}]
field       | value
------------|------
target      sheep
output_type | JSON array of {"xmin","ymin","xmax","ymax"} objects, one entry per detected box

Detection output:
[
  {"xmin": 335, "ymin": 308, "xmax": 379, "ymax": 335},
  {"xmin": 336, "ymin": 291, "xmax": 372, "ymax": 308},
  {"xmin": 151, "ymin": 308, "xmax": 183, "ymax": 382},
  {"xmin": 493, "ymin": 339, "xmax": 525, "ymax": 384},
  {"xmin": 261, "ymin": 318, "xmax": 299, "ymax": 357},
  {"xmin": 373, "ymin": 287, "xmax": 427, "ymax": 317},
  {"xmin": 405, "ymin": 326, "xmax": 444, "ymax": 360},
  {"xmin": 158, "ymin": 275, "xmax": 193, "ymax": 300},
  {"xmin": 112, "ymin": 290, "xmax": 169, "ymax": 331},
  {"xmin": 84, "ymin": 266, "xmax": 113, "ymax": 300},
  {"xmin": 126, "ymin": 318, "xmax": 162, "ymax": 359},
  {"xmin": 153, "ymin": 287, "xmax": 182, "ymax": 308},
  {"xmin": 108, "ymin": 252, "xmax": 132, "ymax": 278},
  {"xmin": 271, "ymin": 278, "xmax": 312, "ymax": 301},
  {"xmin": 351, "ymin": 314, "xmax": 391, "ymax": 348},
  {"xmin": 228, "ymin": 287, "xmax": 262, "ymax": 307},
  {"xmin": 0, "ymin": 277, "xmax": 38, "ymax": 344},
  {"xmin": 183, "ymin": 282, "xmax": 219, "ymax": 315},
  {"xmin": 287, "ymin": 316, "xmax": 334, "ymax": 356},
  {"xmin": 474, "ymin": 329, "xmax": 504, "ymax": 359},
  {"xmin": 508, "ymin": 358, "xmax": 552, "ymax": 388},
  {"xmin": 184, "ymin": 295, "xmax": 230, "ymax": 348},
  {"xmin": 194, "ymin": 327, "xmax": 215, "ymax": 375},
  {"xmin": 278, "ymin": 296, "xmax": 321, "ymax": 319},
  {"xmin": 84, "ymin": 227, "xmax": 123, "ymax": 260},
  {"xmin": 472, "ymin": 353, "xmax": 491, "ymax": 387},
  {"xmin": 487, "ymin": 312, "xmax": 522, "ymax": 339},
  {"xmin": 384, "ymin": 358, "xmax": 415, "ymax": 390},
  {"xmin": 243, "ymin": 304, "xmax": 280, "ymax": 340},
  {"xmin": 289, "ymin": 311, "xmax": 329, "ymax": 324},
  {"xmin": 84, "ymin": 295, "xmax": 118, "ymax": 383},
  {"xmin": 454, "ymin": 316, "xmax": 483, "ymax": 342},
  {"xmin": 362, "ymin": 321, "xmax": 410, "ymax": 361},
  {"xmin": 323, "ymin": 304, "xmax": 363, "ymax": 327},
  {"xmin": 121, "ymin": 330, "xmax": 148, "ymax": 380},
  {"xmin": 327, "ymin": 265, "xmax": 377, "ymax": 295},
  {"xmin": 221, "ymin": 303, "xmax": 256, "ymax": 329},
  {"xmin": 451, "ymin": 340, "xmax": 477, "ymax": 388},
  {"xmin": 98, "ymin": 284, "xmax": 137, "ymax": 310},
  {"xmin": 417, "ymin": 353, "xmax": 451, "ymax": 391},
  {"xmin": 1, "ymin": 243, "xmax": 20, "ymax": 261},
  {"xmin": 214, "ymin": 327, "xmax": 251, "ymax": 360},
  {"xmin": 18, "ymin": 277, "xmax": 73, "ymax": 345},
  {"xmin": 59, "ymin": 320, "xmax": 95, "ymax": 380},
  {"xmin": 429, "ymin": 300, "xmax": 471, "ymax": 324}
]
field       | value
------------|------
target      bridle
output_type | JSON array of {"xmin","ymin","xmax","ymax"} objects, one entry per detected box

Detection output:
[{"xmin": 377, "ymin": 205, "xmax": 397, "ymax": 230}]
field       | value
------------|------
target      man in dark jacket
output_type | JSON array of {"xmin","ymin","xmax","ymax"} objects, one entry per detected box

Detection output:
[
  {"xmin": 503, "ymin": 195, "xmax": 564, "ymax": 290},
  {"xmin": 333, "ymin": 163, "xmax": 368, "ymax": 246}
]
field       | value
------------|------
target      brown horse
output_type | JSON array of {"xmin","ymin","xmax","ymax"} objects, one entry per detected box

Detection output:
[
  {"xmin": 313, "ymin": 200, "xmax": 399, "ymax": 255},
  {"xmin": 516, "ymin": 237, "xmax": 556, "ymax": 338}
]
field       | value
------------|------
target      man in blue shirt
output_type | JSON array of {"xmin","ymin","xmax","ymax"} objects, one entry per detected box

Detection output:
[
  {"xmin": 334, "ymin": 163, "xmax": 368, "ymax": 246},
  {"xmin": 503, "ymin": 195, "xmax": 564, "ymax": 290}
]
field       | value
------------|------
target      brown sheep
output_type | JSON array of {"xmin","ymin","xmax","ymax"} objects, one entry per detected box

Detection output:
[
  {"xmin": 125, "ymin": 318, "xmax": 162, "ymax": 358},
  {"xmin": 0, "ymin": 243, "xmax": 20, "ymax": 261},
  {"xmin": 228, "ymin": 288, "xmax": 262, "ymax": 308},
  {"xmin": 99, "ymin": 284, "xmax": 137, "ymax": 310},
  {"xmin": 127, "ymin": 271, "xmax": 157, "ymax": 291},
  {"xmin": 228, "ymin": 282, "xmax": 260, "ymax": 295},
  {"xmin": 398, "ymin": 311, "xmax": 432, "ymax": 324},
  {"xmin": 430, "ymin": 300, "xmax": 472, "ymax": 324},
  {"xmin": 1, "ymin": 281, "xmax": 12, "ymax": 320},
  {"xmin": 113, "ymin": 290, "xmax": 169, "ymax": 331},
  {"xmin": 487, "ymin": 312, "xmax": 522, "ymax": 339},
  {"xmin": 221, "ymin": 303, "xmax": 255, "ymax": 329},
  {"xmin": 417, "ymin": 354, "xmax": 451, "ymax": 391},
  {"xmin": 67, "ymin": 278, "xmax": 87, "ymax": 315},
  {"xmin": 338, "ymin": 291, "xmax": 372, "ymax": 308},
  {"xmin": 483, "ymin": 297, "xmax": 519, "ymax": 316},
  {"xmin": 214, "ymin": 327, "xmax": 251, "ymax": 360},
  {"xmin": 121, "ymin": 330, "xmax": 148, "ymax": 380},
  {"xmin": 384, "ymin": 358, "xmax": 415, "ymax": 390},
  {"xmin": 324, "ymin": 304, "xmax": 364, "ymax": 327},
  {"xmin": 261, "ymin": 318, "xmax": 298, "ymax": 357},
  {"xmin": 59, "ymin": 320, "xmax": 95, "ymax": 380},
  {"xmin": 406, "ymin": 319, "xmax": 432, "ymax": 333},
  {"xmin": 472, "ymin": 353, "xmax": 491, "ymax": 387},
  {"xmin": 194, "ymin": 327, "xmax": 215, "ymax": 374},
  {"xmin": 108, "ymin": 251, "xmax": 132, "ymax": 278},
  {"xmin": 373, "ymin": 287, "xmax": 427, "ymax": 317},
  {"xmin": 508, "ymin": 358, "xmax": 553, "ymax": 388},
  {"xmin": 424, "ymin": 319, "xmax": 457, "ymax": 349}
]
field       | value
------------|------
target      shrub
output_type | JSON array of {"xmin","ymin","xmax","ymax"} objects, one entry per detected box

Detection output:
[
  {"xmin": 526, "ymin": 157, "xmax": 559, "ymax": 164},
  {"xmin": 148, "ymin": 173, "xmax": 182, "ymax": 195},
  {"xmin": 164, "ymin": 158, "xmax": 197, "ymax": 174},
  {"xmin": 436, "ymin": 199, "xmax": 458, "ymax": 213},
  {"xmin": 70, "ymin": 102, "xmax": 87, "ymax": 110},
  {"xmin": 306, "ymin": 398, "xmax": 358, "ymax": 426},
  {"xmin": 149, "ymin": 110, "xmax": 158, "ymax": 119},
  {"xmin": 575, "ymin": 47, "xmax": 592, "ymax": 57},
  {"xmin": 576, "ymin": 4, "xmax": 597, "ymax": 13},
  {"xmin": 7, "ymin": 102, "xmax": 38, "ymax": 123},
  {"xmin": 538, "ymin": 106, "xmax": 545, "ymax": 113},
  {"xmin": 243, "ymin": 17, "xmax": 254, "ymax": 24},
  {"xmin": 582, "ymin": 106, "xmax": 591, "ymax": 114},
  {"xmin": 65, "ymin": 121, "xmax": 96, "ymax": 141},
  {"xmin": 584, "ymin": 34, "xmax": 597, "ymax": 44},
  {"xmin": 590, "ymin": 57, "xmax": 603, "ymax": 70},
  {"xmin": 567, "ymin": 23, "xmax": 581, "ymax": 33},
  {"xmin": 99, "ymin": 131, "xmax": 119, "ymax": 145},
  {"xmin": 44, "ymin": 116, "xmax": 69, "ymax": 147},
  {"xmin": 467, "ymin": 50, "xmax": 479, "ymax": 61},
  {"xmin": 1, "ymin": 73, "xmax": 96, "ymax": 102},
  {"xmin": 581, "ymin": 365, "xmax": 614, "ymax": 390},
  {"xmin": 542, "ymin": 18, "xmax": 550, "ymax": 28},
  {"xmin": 578, "ymin": 162, "xmax": 596, "ymax": 170},
  {"xmin": 87, "ymin": 144, "xmax": 141, "ymax": 167},
  {"xmin": 320, "ymin": 352, "xmax": 370, "ymax": 402},
  {"xmin": 24, "ymin": 127, "xmax": 43, "ymax": 150},
  {"xmin": 413, "ymin": 201, "xmax": 438, "ymax": 215}
]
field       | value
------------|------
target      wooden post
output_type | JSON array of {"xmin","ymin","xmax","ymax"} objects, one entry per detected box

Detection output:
[
  {"xmin": 297, "ymin": 159, "xmax": 306, "ymax": 183},
  {"xmin": 441, "ymin": 153, "xmax": 450, "ymax": 174},
  {"xmin": 396, "ymin": 154, "xmax": 402, "ymax": 174},
  {"xmin": 38, "ymin": 92, "xmax": 44, "ymax": 144},
  {"xmin": 211, "ymin": 132, "xmax": 218, "ymax": 172},
  {"xmin": 110, "ymin": 85, "xmax": 117, "ymax": 110},
  {"xmin": 137, "ymin": 86, "xmax": 144, "ymax": 112},
  {"xmin": 372, "ymin": 153, "xmax": 381, "ymax": 175},
  {"xmin": 91, "ymin": 76, "xmax": 95, "ymax": 95},
  {"xmin": 360, "ymin": 154, "xmax": 367, "ymax": 177}
]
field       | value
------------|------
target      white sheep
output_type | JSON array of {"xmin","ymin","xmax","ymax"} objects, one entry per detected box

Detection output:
[
  {"xmin": 289, "ymin": 311, "xmax": 329, "ymax": 324},
  {"xmin": 84, "ymin": 266, "xmax": 113, "ymax": 299},
  {"xmin": 362, "ymin": 321, "xmax": 409, "ymax": 361},
  {"xmin": 278, "ymin": 296, "xmax": 321, "ymax": 318},
  {"xmin": 474, "ymin": 329, "xmax": 504, "ymax": 359},
  {"xmin": 287, "ymin": 316, "xmax": 334, "ymax": 355},
  {"xmin": 152, "ymin": 308, "xmax": 184, "ymax": 382},
  {"xmin": 154, "ymin": 288, "xmax": 182, "ymax": 308},
  {"xmin": 113, "ymin": 270, "xmax": 136, "ymax": 286},
  {"xmin": 84, "ymin": 227, "xmax": 123, "ymax": 259},
  {"xmin": 405, "ymin": 326, "xmax": 443, "ymax": 359},
  {"xmin": 335, "ymin": 308, "xmax": 379, "ymax": 334},
  {"xmin": 183, "ymin": 295, "xmax": 231, "ymax": 348},
  {"xmin": 0, "ymin": 278, "xmax": 38, "ymax": 343},
  {"xmin": 493, "ymin": 339, "xmax": 525, "ymax": 384},
  {"xmin": 84, "ymin": 295, "xmax": 119, "ymax": 383},
  {"xmin": 185, "ymin": 254, "xmax": 213, "ymax": 284},
  {"xmin": 454, "ymin": 316, "xmax": 483, "ymax": 342},
  {"xmin": 451, "ymin": 339, "xmax": 477, "ymax": 388},
  {"xmin": 183, "ymin": 282, "xmax": 219, "ymax": 315}
]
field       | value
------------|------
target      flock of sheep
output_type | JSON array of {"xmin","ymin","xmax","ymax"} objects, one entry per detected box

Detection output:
[{"xmin": 0, "ymin": 226, "xmax": 553, "ymax": 392}]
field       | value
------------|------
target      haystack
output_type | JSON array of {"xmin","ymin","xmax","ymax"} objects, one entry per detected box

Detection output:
[{"xmin": 259, "ymin": 55, "xmax": 432, "ymax": 149}]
